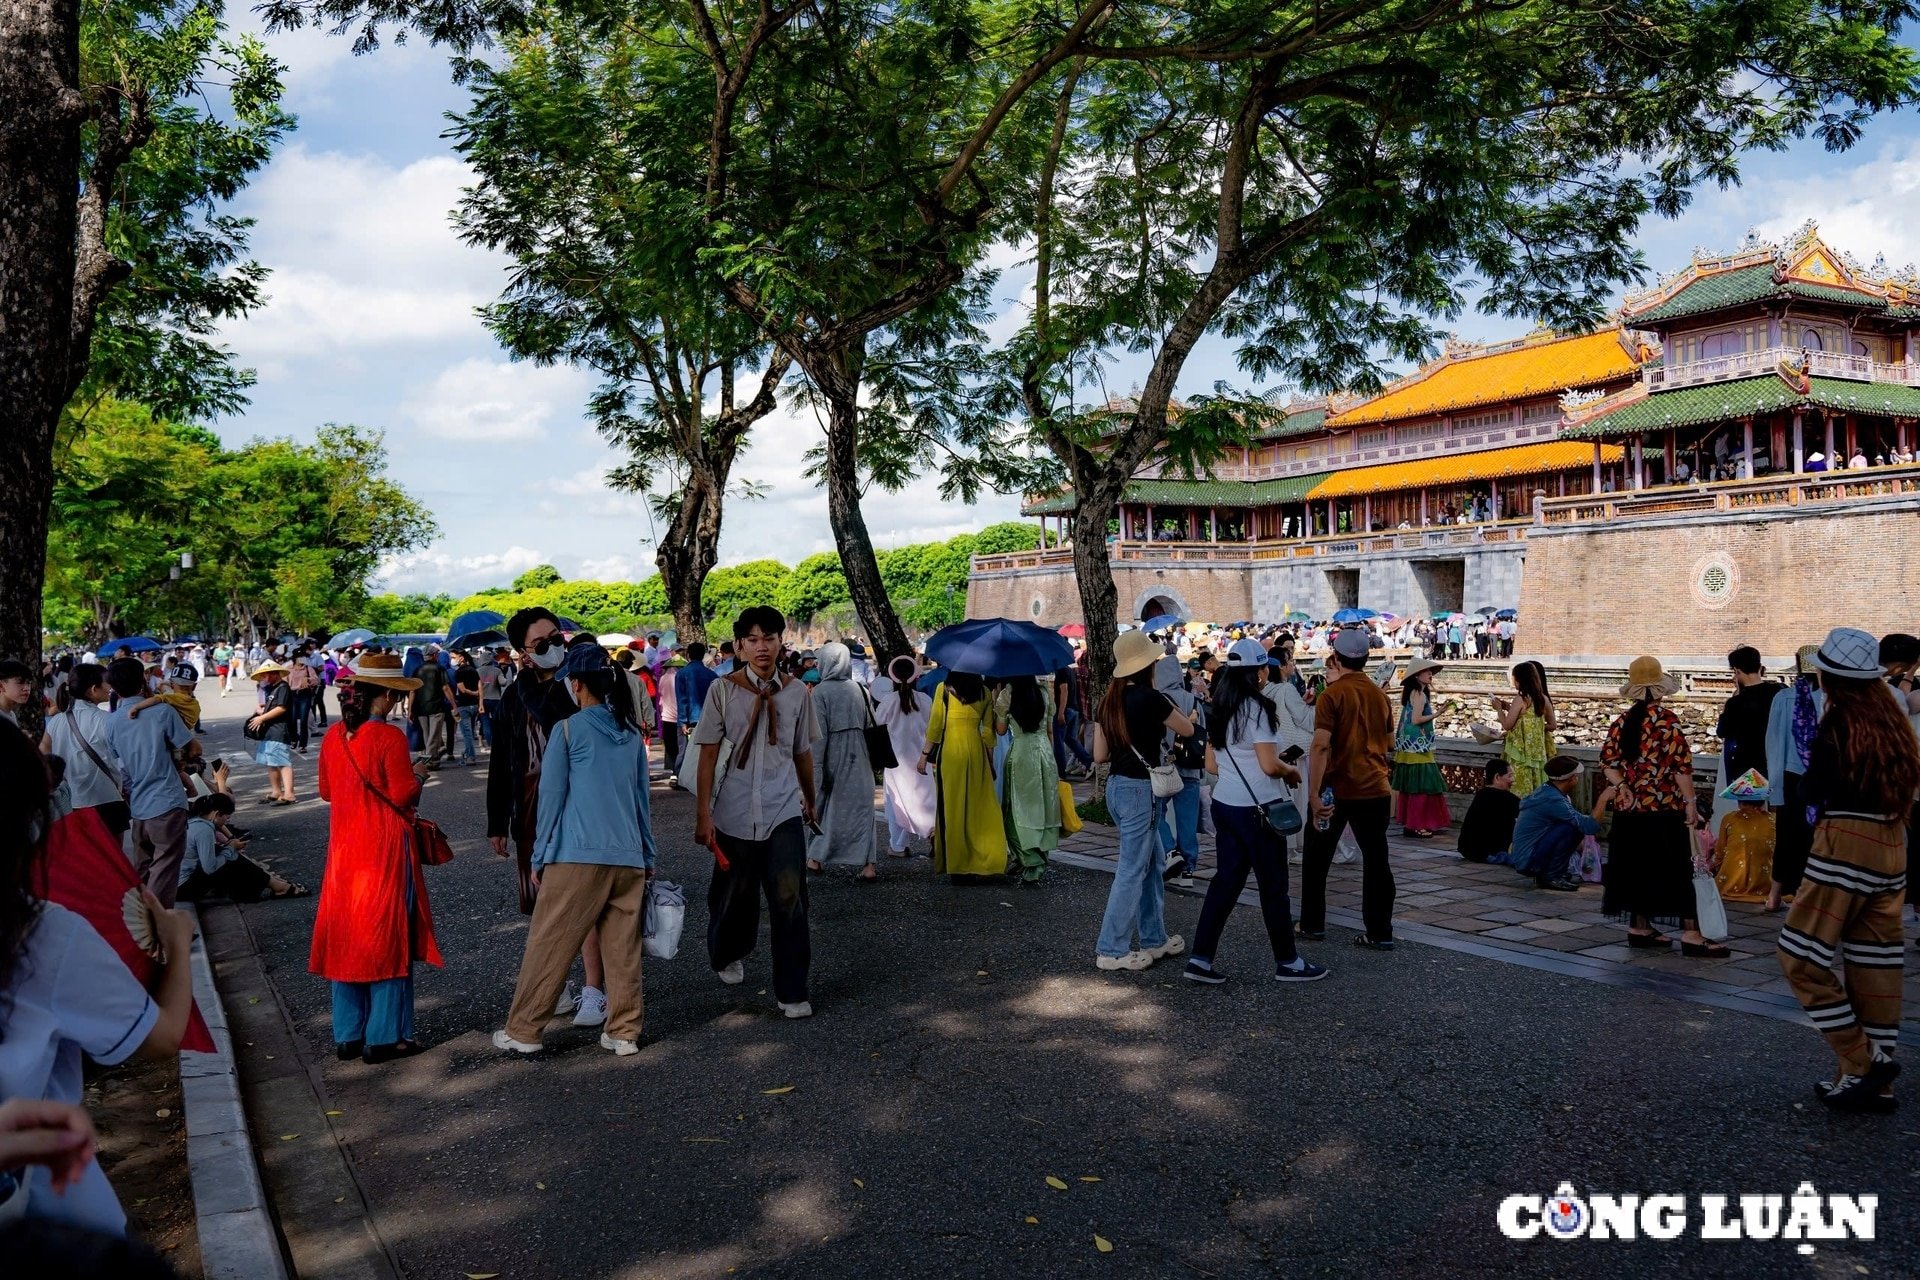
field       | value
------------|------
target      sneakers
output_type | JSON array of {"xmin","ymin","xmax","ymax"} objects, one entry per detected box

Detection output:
[
  {"xmin": 491, "ymin": 1029, "xmax": 541, "ymax": 1055},
  {"xmin": 1815, "ymin": 1074, "xmax": 1898, "ymax": 1113},
  {"xmin": 778, "ymin": 1000, "xmax": 813, "ymax": 1019},
  {"xmin": 716, "ymin": 961, "xmax": 745, "ymax": 985},
  {"xmin": 552, "ymin": 979, "xmax": 580, "ymax": 1017},
  {"xmin": 572, "ymin": 986, "xmax": 608, "ymax": 1027},
  {"xmin": 1538, "ymin": 877, "xmax": 1582, "ymax": 892},
  {"xmin": 1351, "ymin": 935, "xmax": 1396, "ymax": 951},
  {"xmin": 599, "ymin": 1033, "xmax": 639, "ymax": 1056},
  {"xmin": 1294, "ymin": 923, "xmax": 1326, "ymax": 941},
  {"xmin": 1146, "ymin": 935, "xmax": 1185, "ymax": 961},
  {"xmin": 1163, "ymin": 856, "xmax": 1193, "ymax": 887},
  {"xmin": 1096, "ymin": 951, "xmax": 1152, "ymax": 971},
  {"xmin": 1183, "ymin": 959, "xmax": 1227, "ymax": 985},
  {"xmin": 1273, "ymin": 959, "xmax": 1330, "ymax": 982}
]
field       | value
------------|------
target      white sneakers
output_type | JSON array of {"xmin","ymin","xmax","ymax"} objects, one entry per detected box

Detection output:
[
  {"xmin": 778, "ymin": 1000, "xmax": 813, "ymax": 1019},
  {"xmin": 1097, "ymin": 935, "xmax": 1186, "ymax": 971},
  {"xmin": 1147, "ymin": 935, "xmax": 1186, "ymax": 961},
  {"xmin": 491, "ymin": 1030, "xmax": 540, "ymax": 1055},
  {"xmin": 599, "ymin": 1033, "xmax": 639, "ymax": 1056},
  {"xmin": 717, "ymin": 961, "xmax": 745, "ymax": 985},
  {"xmin": 552, "ymin": 979, "xmax": 581, "ymax": 1017},
  {"xmin": 572, "ymin": 986, "xmax": 608, "ymax": 1027}
]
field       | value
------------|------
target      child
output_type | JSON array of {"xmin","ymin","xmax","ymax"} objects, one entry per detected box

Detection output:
[
  {"xmin": 0, "ymin": 658, "xmax": 33, "ymax": 727},
  {"xmin": 125, "ymin": 663, "xmax": 201, "ymax": 731},
  {"xmin": 1712, "ymin": 768, "xmax": 1775, "ymax": 904},
  {"xmin": 1457, "ymin": 758, "xmax": 1518, "ymax": 863}
]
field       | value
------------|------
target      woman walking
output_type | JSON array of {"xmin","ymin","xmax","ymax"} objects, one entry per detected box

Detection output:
[
  {"xmin": 1392, "ymin": 657, "xmax": 1448, "ymax": 837},
  {"xmin": 39, "ymin": 662, "xmax": 126, "ymax": 837},
  {"xmin": 918, "ymin": 670, "xmax": 1008, "ymax": 881},
  {"xmin": 494, "ymin": 644, "xmax": 656, "ymax": 1057},
  {"xmin": 805, "ymin": 643, "xmax": 877, "ymax": 879},
  {"xmin": 1764, "ymin": 646, "xmax": 1824, "ymax": 912},
  {"xmin": 1499, "ymin": 660, "xmax": 1555, "ymax": 795},
  {"xmin": 1600, "ymin": 656, "xmax": 1723, "ymax": 956},
  {"xmin": 876, "ymin": 655, "xmax": 936, "ymax": 857},
  {"xmin": 310, "ymin": 654, "xmax": 442, "ymax": 1064},
  {"xmin": 1092, "ymin": 631, "xmax": 1195, "ymax": 971},
  {"xmin": 1152, "ymin": 657, "xmax": 1205, "ymax": 883},
  {"xmin": 247, "ymin": 660, "xmax": 298, "ymax": 805},
  {"xmin": 1777, "ymin": 628, "xmax": 1920, "ymax": 1113},
  {"xmin": 997, "ymin": 673, "xmax": 1061, "ymax": 886},
  {"xmin": 1185, "ymin": 641, "xmax": 1327, "ymax": 985}
]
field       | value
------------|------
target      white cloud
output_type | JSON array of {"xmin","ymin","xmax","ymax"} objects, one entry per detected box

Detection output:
[
  {"xmin": 1749, "ymin": 138, "xmax": 1920, "ymax": 271},
  {"xmin": 375, "ymin": 544, "xmax": 547, "ymax": 595},
  {"xmin": 579, "ymin": 554, "xmax": 643, "ymax": 581},
  {"xmin": 402, "ymin": 357, "xmax": 591, "ymax": 441}
]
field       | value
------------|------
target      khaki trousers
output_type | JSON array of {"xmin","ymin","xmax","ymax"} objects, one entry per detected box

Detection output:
[
  {"xmin": 1778, "ymin": 817, "xmax": 1907, "ymax": 1077},
  {"xmin": 505, "ymin": 862, "xmax": 646, "ymax": 1044}
]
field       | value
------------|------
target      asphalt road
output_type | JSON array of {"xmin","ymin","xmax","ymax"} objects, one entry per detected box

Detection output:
[{"xmin": 198, "ymin": 690, "xmax": 1918, "ymax": 1280}]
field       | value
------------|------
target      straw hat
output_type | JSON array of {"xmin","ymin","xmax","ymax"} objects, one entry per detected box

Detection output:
[
  {"xmin": 248, "ymin": 660, "xmax": 290, "ymax": 679},
  {"xmin": 345, "ymin": 652, "xmax": 421, "ymax": 692},
  {"xmin": 1402, "ymin": 656, "xmax": 1445, "ymax": 682},
  {"xmin": 1618, "ymin": 655, "xmax": 1681, "ymax": 699},
  {"xmin": 1112, "ymin": 630, "xmax": 1162, "ymax": 679},
  {"xmin": 1792, "ymin": 644, "xmax": 1822, "ymax": 676}
]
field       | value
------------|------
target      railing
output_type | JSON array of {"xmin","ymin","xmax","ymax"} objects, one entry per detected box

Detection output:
[
  {"xmin": 1646, "ymin": 345, "xmax": 1920, "ymax": 391},
  {"xmin": 1535, "ymin": 462, "xmax": 1920, "ymax": 525},
  {"xmin": 1135, "ymin": 422, "xmax": 1565, "ymax": 481},
  {"xmin": 970, "ymin": 520, "xmax": 1535, "ymax": 573}
]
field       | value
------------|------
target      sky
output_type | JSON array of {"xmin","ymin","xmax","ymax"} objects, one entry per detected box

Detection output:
[{"xmin": 209, "ymin": 18, "xmax": 1920, "ymax": 598}]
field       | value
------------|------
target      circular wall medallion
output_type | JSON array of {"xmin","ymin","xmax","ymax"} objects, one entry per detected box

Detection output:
[
  {"xmin": 1689, "ymin": 552, "xmax": 1739, "ymax": 610},
  {"xmin": 1031, "ymin": 596, "xmax": 1045, "ymax": 618}
]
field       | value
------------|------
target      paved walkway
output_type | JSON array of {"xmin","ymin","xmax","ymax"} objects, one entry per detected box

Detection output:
[{"xmin": 1052, "ymin": 784, "xmax": 1920, "ymax": 1043}]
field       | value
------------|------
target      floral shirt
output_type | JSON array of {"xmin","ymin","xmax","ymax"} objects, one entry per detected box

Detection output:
[{"xmin": 1600, "ymin": 702, "xmax": 1692, "ymax": 813}]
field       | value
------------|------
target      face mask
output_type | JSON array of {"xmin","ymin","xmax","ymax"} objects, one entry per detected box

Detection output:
[
  {"xmin": 530, "ymin": 643, "xmax": 565, "ymax": 671},
  {"xmin": 564, "ymin": 677, "xmax": 581, "ymax": 704}
]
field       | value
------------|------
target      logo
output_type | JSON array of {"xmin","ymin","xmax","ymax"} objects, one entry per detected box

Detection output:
[
  {"xmin": 1543, "ymin": 1185, "xmax": 1586, "ymax": 1239},
  {"xmin": 1497, "ymin": 1182, "xmax": 1876, "ymax": 1252}
]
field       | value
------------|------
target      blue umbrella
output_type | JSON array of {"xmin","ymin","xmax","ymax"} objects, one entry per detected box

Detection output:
[
  {"xmin": 96, "ymin": 636, "xmax": 163, "ymax": 656},
  {"xmin": 329, "ymin": 627, "xmax": 376, "ymax": 648},
  {"xmin": 556, "ymin": 616, "xmax": 589, "ymax": 634},
  {"xmin": 1330, "ymin": 608, "xmax": 1374, "ymax": 625},
  {"xmin": 446, "ymin": 627, "xmax": 507, "ymax": 651},
  {"xmin": 447, "ymin": 609, "xmax": 504, "ymax": 640},
  {"xmin": 1141, "ymin": 613, "xmax": 1184, "ymax": 633},
  {"xmin": 925, "ymin": 619, "xmax": 1074, "ymax": 678},
  {"xmin": 1494, "ymin": 608, "xmax": 1518, "ymax": 620}
]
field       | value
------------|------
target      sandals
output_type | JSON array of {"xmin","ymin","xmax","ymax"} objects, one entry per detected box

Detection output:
[
  {"xmin": 1680, "ymin": 940, "xmax": 1731, "ymax": 958},
  {"xmin": 270, "ymin": 882, "xmax": 311, "ymax": 899},
  {"xmin": 806, "ymin": 860, "xmax": 824, "ymax": 874},
  {"xmin": 1627, "ymin": 931, "xmax": 1674, "ymax": 949}
]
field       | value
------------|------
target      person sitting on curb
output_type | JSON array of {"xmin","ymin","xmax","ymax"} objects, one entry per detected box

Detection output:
[{"xmin": 1511, "ymin": 755, "xmax": 1616, "ymax": 891}]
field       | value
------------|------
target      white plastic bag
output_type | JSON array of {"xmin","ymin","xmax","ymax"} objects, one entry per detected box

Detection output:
[
  {"xmin": 643, "ymin": 878, "xmax": 686, "ymax": 959},
  {"xmin": 1691, "ymin": 872, "xmax": 1729, "ymax": 942}
]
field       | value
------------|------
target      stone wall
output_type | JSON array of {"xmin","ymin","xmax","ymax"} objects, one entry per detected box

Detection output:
[
  {"xmin": 1518, "ymin": 497, "xmax": 1920, "ymax": 663},
  {"xmin": 966, "ymin": 562, "xmax": 1254, "ymax": 628}
]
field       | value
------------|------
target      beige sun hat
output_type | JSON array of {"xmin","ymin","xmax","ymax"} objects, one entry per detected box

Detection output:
[
  {"xmin": 1618, "ymin": 654, "xmax": 1681, "ymax": 699},
  {"xmin": 248, "ymin": 660, "xmax": 290, "ymax": 679},
  {"xmin": 1112, "ymin": 630, "xmax": 1163, "ymax": 679},
  {"xmin": 346, "ymin": 651, "xmax": 422, "ymax": 692},
  {"xmin": 1402, "ymin": 656, "xmax": 1445, "ymax": 682}
]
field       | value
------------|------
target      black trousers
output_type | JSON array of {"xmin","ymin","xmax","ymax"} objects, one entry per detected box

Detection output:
[
  {"xmin": 289, "ymin": 688, "xmax": 314, "ymax": 750},
  {"xmin": 707, "ymin": 817, "xmax": 811, "ymax": 1004},
  {"xmin": 179, "ymin": 855, "xmax": 273, "ymax": 903},
  {"xmin": 1298, "ymin": 793, "xmax": 1396, "ymax": 941},
  {"xmin": 661, "ymin": 722, "xmax": 682, "ymax": 775},
  {"xmin": 1193, "ymin": 801, "xmax": 1298, "ymax": 969}
]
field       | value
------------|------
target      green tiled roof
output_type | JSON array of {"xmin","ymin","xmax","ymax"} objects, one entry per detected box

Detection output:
[
  {"xmin": 1252, "ymin": 407, "xmax": 1327, "ymax": 441},
  {"xmin": 1564, "ymin": 375, "xmax": 1920, "ymax": 439},
  {"xmin": 1630, "ymin": 264, "xmax": 1889, "ymax": 326},
  {"xmin": 1021, "ymin": 471, "xmax": 1333, "ymax": 515}
]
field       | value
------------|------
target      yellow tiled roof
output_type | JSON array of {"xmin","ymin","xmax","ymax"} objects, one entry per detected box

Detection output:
[
  {"xmin": 1325, "ymin": 329, "xmax": 1642, "ymax": 427},
  {"xmin": 1305, "ymin": 441, "xmax": 1625, "ymax": 500}
]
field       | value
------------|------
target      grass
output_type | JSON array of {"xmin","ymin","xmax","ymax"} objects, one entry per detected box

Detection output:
[{"xmin": 1076, "ymin": 797, "xmax": 1113, "ymax": 826}]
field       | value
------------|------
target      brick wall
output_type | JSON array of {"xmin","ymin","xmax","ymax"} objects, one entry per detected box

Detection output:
[
  {"xmin": 966, "ymin": 563, "xmax": 1253, "ymax": 627},
  {"xmin": 1519, "ymin": 500, "xmax": 1920, "ymax": 661}
]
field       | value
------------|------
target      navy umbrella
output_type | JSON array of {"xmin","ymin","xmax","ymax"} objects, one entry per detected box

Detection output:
[
  {"xmin": 96, "ymin": 636, "xmax": 163, "ymax": 656},
  {"xmin": 1494, "ymin": 608, "xmax": 1518, "ymax": 620},
  {"xmin": 1140, "ymin": 612, "xmax": 1184, "ymax": 633},
  {"xmin": 446, "ymin": 627, "xmax": 508, "ymax": 651},
  {"xmin": 1330, "ymin": 607, "xmax": 1375, "ymax": 625},
  {"xmin": 925, "ymin": 619, "xmax": 1074, "ymax": 678},
  {"xmin": 328, "ymin": 627, "xmax": 376, "ymax": 648}
]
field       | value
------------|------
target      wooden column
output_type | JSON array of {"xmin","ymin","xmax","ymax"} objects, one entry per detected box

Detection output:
[
  {"xmin": 1824, "ymin": 414, "xmax": 1836, "ymax": 463},
  {"xmin": 1145, "ymin": 503, "xmax": 1154, "ymax": 538},
  {"xmin": 1592, "ymin": 442, "xmax": 1603, "ymax": 490},
  {"xmin": 1363, "ymin": 494, "xmax": 1372, "ymax": 530},
  {"xmin": 1209, "ymin": 507, "xmax": 1218, "ymax": 542},
  {"xmin": 1420, "ymin": 489, "xmax": 1429, "ymax": 524},
  {"xmin": 1845, "ymin": 414, "xmax": 1858, "ymax": 462},
  {"xmin": 1792, "ymin": 411, "xmax": 1804, "ymax": 472},
  {"xmin": 1327, "ymin": 498, "xmax": 1338, "ymax": 534},
  {"xmin": 1742, "ymin": 417, "xmax": 1754, "ymax": 479},
  {"xmin": 1664, "ymin": 428, "xmax": 1677, "ymax": 484},
  {"xmin": 1633, "ymin": 438, "xmax": 1645, "ymax": 489}
]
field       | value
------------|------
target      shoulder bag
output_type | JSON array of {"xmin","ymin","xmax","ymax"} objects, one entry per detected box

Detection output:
[
  {"xmin": 64, "ymin": 709, "xmax": 125, "ymax": 797},
  {"xmin": 340, "ymin": 728, "xmax": 454, "ymax": 866},
  {"xmin": 1128, "ymin": 689, "xmax": 1183, "ymax": 797},
  {"xmin": 861, "ymin": 687, "xmax": 899, "ymax": 771},
  {"xmin": 1221, "ymin": 731, "xmax": 1304, "ymax": 837}
]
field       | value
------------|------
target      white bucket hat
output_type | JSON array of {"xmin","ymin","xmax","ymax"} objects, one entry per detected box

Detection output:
[{"xmin": 1812, "ymin": 627, "xmax": 1885, "ymax": 680}]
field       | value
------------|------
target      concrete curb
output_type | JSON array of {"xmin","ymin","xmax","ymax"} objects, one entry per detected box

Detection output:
[{"xmin": 179, "ymin": 904, "xmax": 291, "ymax": 1280}]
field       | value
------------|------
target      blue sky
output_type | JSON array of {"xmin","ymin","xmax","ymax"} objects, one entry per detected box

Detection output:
[{"xmin": 211, "ymin": 19, "xmax": 1920, "ymax": 596}]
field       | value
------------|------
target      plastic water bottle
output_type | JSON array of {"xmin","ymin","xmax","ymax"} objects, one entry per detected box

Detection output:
[{"xmin": 1316, "ymin": 786, "xmax": 1334, "ymax": 831}]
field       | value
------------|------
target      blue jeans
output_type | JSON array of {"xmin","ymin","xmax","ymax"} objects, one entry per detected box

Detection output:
[
  {"xmin": 1097, "ymin": 775, "xmax": 1169, "ymax": 958},
  {"xmin": 1155, "ymin": 774, "xmax": 1202, "ymax": 867},
  {"xmin": 331, "ymin": 976, "xmax": 414, "ymax": 1047},
  {"xmin": 1054, "ymin": 709, "xmax": 1093, "ymax": 772},
  {"xmin": 457, "ymin": 705, "xmax": 481, "ymax": 762}
]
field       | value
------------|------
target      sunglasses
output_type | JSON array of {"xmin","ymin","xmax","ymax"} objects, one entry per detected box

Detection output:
[{"xmin": 528, "ymin": 635, "xmax": 562, "ymax": 655}]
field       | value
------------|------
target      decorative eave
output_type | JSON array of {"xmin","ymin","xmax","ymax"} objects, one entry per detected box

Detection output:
[
  {"xmin": 1323, "ymin": 326, "xmax": 1643, "ymax": 428},
  {"xmin": 1621, "ymin": 223, "xmax": 1920, "ymax": 328}
]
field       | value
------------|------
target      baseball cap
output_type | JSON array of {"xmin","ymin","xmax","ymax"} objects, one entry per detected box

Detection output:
[
  {"xmin": 1331, "ymin": 628, "xmax": 1372, "ymax": 662},
  {"xmin": 1225, "ymin": 638, "xmax": 1269, "ymax": 667},
  {"xmin": 168, "ymin": 663, "xmax": 199, "ymax": 686},
  {"xmin": 562, "ymin": 644, "xmax": 611, "ymax": 677}
]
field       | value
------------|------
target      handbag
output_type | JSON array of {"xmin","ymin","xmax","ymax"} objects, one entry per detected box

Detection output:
[
  {"xmin": 1057, "ymin": 780, "xmax": 1083, "ymax": 834},
  {"xmin": 340, "ymin": 728, "xmax": 454, "ymax": 866},
  {"xmin": 1134, "ymin": 744, "xmax": 1184, "ymax": 798},
  {"xmin": 1692, "ymin": 870, "xmax": 1730, "ymax": 941},
  {"xmin": 861, "ymin": 688, "xmax": 898, "ymax": 771},
  {"xmin": 1222, "ymin": 739, "xmax": 1304, "ymax": 837},
  {"xmin": 643, "ymin": 878, "xmax": 686, "ymax": 959}
]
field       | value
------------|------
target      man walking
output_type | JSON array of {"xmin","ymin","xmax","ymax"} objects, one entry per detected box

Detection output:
[
  {"xmin": 412, "ymin": 643, "xmax": 454, "ymax": 768},
  {"xmin": 674, "ymin": 642, "xmax": 719, "ymax": 790},
  {"xmin": 103, "ymin": 657, "xmax": 197, "ymax": 906},
  {"xmin": 690, "ymin": 606, "xmax": 819, "ymax": 1018},
  {"xmin": 1510, "ymin": 756, "xmax": 1616, "ymax": 889},
  {"xmin": 1297, "ymin": 628, "xmax": 1398, "ymax": 949},
  {"xmin": 1716, "ymin": 645, "xmax": 1782, "ymax": 782}
]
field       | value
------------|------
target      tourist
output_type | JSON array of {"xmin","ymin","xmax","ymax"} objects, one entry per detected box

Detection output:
[
  {"xmin": 494, "ymin": 645, "xmax": 656, "ymax": 1056},
  {"xmin": 919, "ymin": 670, "xmax": 1008, "ymax": 881},
  {"xmin": 1498, "ymin": 660, "xmax": 1556, "ymax": 795},
  {"xmin": 1153, "ymin": 657, "xmax": 1205, "ymax": 886},
  {"xmin": 802, "ymin": 643, "xmax": 877, "ymax": 879},
  {"xmin": 1712, "ymin": 769, "xmax": 1775, "ymax": 903},
  {"xmin": 39, "ymin": 664, "xmax": 125, "ymax": 838},
  {"xmin": 1512, "ymin": 756, "xmax": 1615, "ymax": 890},
  {"xmin": 1263, "ymin": 646, "xmax": 1317, "ymax": 802},
  {"xmin": 1391, "ymin": 657, "xmax": 1448, "ymax": 838},
  {"xmin": 1457, "ymin": 759, "xmax": 1519, "ymax": 863},
  {"xmin": 481, "ymin": 644, "xmax": 514, "ymax": 746},
  {"xmin": 450, "ymin": 650, "xmax": 483, "ymax": 767},
  {"xmin": 1185, "ymin": 639, "xmax": 1326, "ymax": 985},
  {"xmin": 103, "ymin": 658, "xmax": 196, "ymax": 905},
  {"xmin": 310, "ymin": 654, "xmax": 441, "ymax": 1065},
  {"xmin": 1052, "ymin": 660, "xmax": 1093, "ymax": 779},
  {"xmin": 1600, "ymin": 656, "xmax": 1722, "ymax": 955},
  {"xmin": 124, "ymin": 661, "xmax": 202, "ymax": 732},
  {"xmin": 487, "ymin": 608, "xmax": 606, "ymax": 1024},
  {"xmin": 674, "ymin": 642, "xmax": 719, "ymax": 790},
  {"xmin": 0, "ymin": 660, "xmax": 34, "ymax": 729},
  {"xmin": 1091, "ymin": 630, "xmax": 1194, "ymax": 970},
  {"xmin": 1297, "ymin": 629, "xmax": 1398, "ymax": 949},
  {"xmin": 997, "ymin": 672, "xmax": 1061, "ymax": 887},
  {"xmin": 411, "ymin": 643, "xmax": 453, "ymax": 769},
  {"xmin": 286, "ymin": 643, "xmax": 318, "ymax": 752},
  {"xmin": 1849, "ymin": 448, "xmax": 1869, "ymax": 469},
  {"xmin": 714, "ymin": 640, "xmax": 737, "ymax": 675},
  {"xmin": 846, "ymin": 641, "xmax": 875, "ymax": 687},
  {"xmin": 874, "ymin": 655, "xmax": 936, "ymax": 858},
  {"xmin": 211, "ymin": 640, "xmax": 233, "ymax": 696},
  {"xmin": 1497, "ymin": 616, "xmax": 1517, "ymax": 657},
  {"xmin": 691, "ymin": 606, "xmax": 819, "ymax": 1017},
  {"xmin": 1717, "ymin": 646, "xmax": 1783, "ymax": 783},
  {"xmin": 1777, "ymin": 627, "xmax": 1920, "ymax": 1113},
  {"xmin": 246, "ymin": 659, "xmax": 298, "ymax": 806},
  {"xmin": 1764, "ymin": 646, "xmax": 1824, "ymax": 913},
  {"xmin": 176, "ymin": 793, "xmax": 305, "ymax": 902},
  {"xmin": 0, "ymin": 721, "xmax": 196, "ymax": 1240}
]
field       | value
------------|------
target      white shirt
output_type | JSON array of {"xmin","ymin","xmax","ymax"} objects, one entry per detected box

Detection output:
[
  {"xmin": 42, "ymin": 701, "xmax": 123, "ymax": 809},
  {"xmin": 1213, "ymin": 704, "xmax": 1288, "ymax": 808}
]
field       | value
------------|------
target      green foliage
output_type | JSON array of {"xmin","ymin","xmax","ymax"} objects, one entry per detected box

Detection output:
[
  {"xmin": 511, "ymin": 564, "xmax": 562, "ymax": 592},
  {"xmin": 362, "ymin": 593, "xmax": 453, "ymax": 634},
  {"xmin": 701, "ymin": 560, "xmax": 792, "ymax": 633},
  {"xmin": 967, "ymin": 522, "xmax": 1053, "ymax": 558},
  {"xmin": 776, "ymin": 553, "xmax": 851, "ymax": 623}
]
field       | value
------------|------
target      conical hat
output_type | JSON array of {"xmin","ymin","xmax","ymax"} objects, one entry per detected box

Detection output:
[{"xmin": 1718, "ymin": 768, "xmax": 1770, "ymax": 801}]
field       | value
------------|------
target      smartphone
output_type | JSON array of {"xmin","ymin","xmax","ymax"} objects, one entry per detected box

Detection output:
[{"xmin": 1279, "ymin": 744, "xmax": 1305, "ymax": 764}]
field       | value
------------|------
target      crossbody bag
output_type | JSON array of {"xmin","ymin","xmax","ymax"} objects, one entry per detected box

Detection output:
[
  {"xmin": 1221, "ymin": 735, "xmax": 1304, "ymax": 837},
  {"xmin": 339, "ymin": 729, "xmax": 454, "ymax": 865},
  {"xmin": 64, "ymin": 709, "xmax": 125, "ymax": 797}
]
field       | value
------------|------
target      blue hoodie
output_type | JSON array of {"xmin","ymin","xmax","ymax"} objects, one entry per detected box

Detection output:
[{"xmin": 532, "ymin": 703, "xmax": 657, "ymax": 871}]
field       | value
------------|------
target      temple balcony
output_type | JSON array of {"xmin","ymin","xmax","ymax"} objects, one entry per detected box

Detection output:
[
  {"xmin": 1136, "ymin": 419, "xmax": 1567, "ymax": 482},
  {"xmin": 969, "ymin": 518, "xmax": 1535, "ymax": 574},
  {"xmin": 1646, "ymin": 346, "xmax": 1920, "ymax": 392},
  {"xmin": 1534, "ymin": 459, "xmax": 1920, "ymax": 525}
]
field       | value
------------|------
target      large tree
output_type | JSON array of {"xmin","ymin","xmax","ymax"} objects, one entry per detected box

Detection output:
[
  {"xmin": 1013, "ymin": 0, "xmax": 1919, "ymax": 687},
  {"xmin": 0, "ymin": 0, "xmax": 289, "ymax": 680}
]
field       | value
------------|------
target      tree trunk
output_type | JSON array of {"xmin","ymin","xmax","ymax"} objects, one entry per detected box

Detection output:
[
  {"xmin": 655, "ymin": 459, "xmax": 728, "ymax": 646},
  {"xmin": 1066, "ymin": 477, "xmax": 1123, "ymax": 705},
  {"xmin": 0, "ymin": 0, "xmax": 85, "ymax": 719},
  {"xmin": 815, "ymin": 342, "xmax": 911, "ymax": 666}
]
